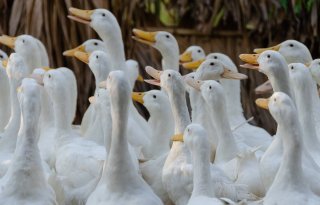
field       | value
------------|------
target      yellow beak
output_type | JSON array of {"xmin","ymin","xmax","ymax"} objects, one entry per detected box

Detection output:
[
  {"xmin": 132, "ymin": 29, "xmax": 157, "ymax": 46},
  {"xmin": 2, "ymin": 60, "xmax": 8, "ymax": 68},
  {"xmin": 132, "ymin": 92, "xmax": 145, "ymax": 104},
  {"xmin": 171, "ymin": 134, "xmax": 184, "ymax": 142},
  {"xmin": 254, "ymin": 44, "xmax": 281, "ymax": 54},
  {"xmin": 74, "ymin": 51, "xmax": 90, "ymax": 64},
  {"xmin": 0, "ymin": 35, "xmax": 17, "ymax": 49},
  {"xmin": 63, "ymin": 45, "xmax": 85, "ymax": 57},
  {"xmin": 182, "ymin": 59, "xmax": 205, "ymax": 70},
  {"xmin": 255, "ymin": 98, "xmax": 270, "ymax": 110},
  {"xmin": 239, "ymin": 54, "xmax": 260, "ymax": 70},
  {"xmin": 136, "ymin": 74, "xmax": 144, "ymax": 82},
  {"xmin": 68, "ymin": 7, "xmax": 93, "ymax": 25},
  {"xmin": 221, "ymin": 68, "xmax": 248, "ymax": 80},
  {"xmin": 179, "ymin": 51, "xmax": 193, "ymax": 63}
]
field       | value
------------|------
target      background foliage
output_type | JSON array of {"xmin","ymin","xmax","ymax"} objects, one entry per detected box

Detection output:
[{"xmin": 0, "ymin": 0, "xmax": 319, "ymax": 134}]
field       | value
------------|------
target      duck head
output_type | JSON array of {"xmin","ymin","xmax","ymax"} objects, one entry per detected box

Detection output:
[
  {"xmin": 179, "ymin": 45, "xmax": 205, "ymax": 63},
  {"xmin": 183, "ymin": 124, "xmax": 210, "ymax": 154},
  {"xmin": 288, "ymin": 63, "xmax": 310, "ymax": 89},
  {"xmin": 6, "ymin": 53, "xmax": 29, "ymax": 83},
  {"xmin": 132, "ymin": 90, "xmax": 169, "ymax": 114},
  {"xmin": 63, "ymin": 39, "xmax": 107, "ymax": 56}
]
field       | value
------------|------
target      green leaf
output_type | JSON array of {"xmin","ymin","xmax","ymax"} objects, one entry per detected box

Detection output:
[
  {"xmin": 212, "ymin": 8, "xmax": 225, "ymax": 28},
  {"xmin": 307, "ymin": 0, "xmax": 314, "ymax": 12},
  {"xmin": 280, "ymin": 0, "xmax": 288, "ymax": 11}
]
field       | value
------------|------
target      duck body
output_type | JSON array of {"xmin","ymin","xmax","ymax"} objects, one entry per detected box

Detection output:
[{"xmin": 86, "ymin": 71, "xmax": 163, "ymax": 205}]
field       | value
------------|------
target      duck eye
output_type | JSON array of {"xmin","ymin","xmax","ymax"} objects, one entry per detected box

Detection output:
[
  {"xmin": 96, "ymin": 55, "xmax": 99, "ymax": 59},
  {"xmin": 214, "ymin": 56, "xmax": 217, "ymax": 59},
  {"xmin": 22, "ymin": 39, "xmax": 25, "ymax": 43},
  {"xmin": 102, "ymin": 13, "xmax": 106, "ymax": 17},
  {"xmin": 191, "ymin": 76, "xmax": 194, "ymax": 79},
  {"xmin": 210, "ymin": 62, "xmax": 214, "ymax": 66},
  {"xmin": 94, "ymin": 42, "xmax": 98, "ymax": 46},
  {"xmin": 0, "ymin": 55, "xmax": 3, "ymax": 59},
  {"xmin": 197, "ymin": 50, "xmax": 201, "ymax": 53},
  {"xmin": 267, "ymin": 54, "xmax": 271, "ymax": 58},
  {"xmin": 187, "ymin": 128, "xmax": 190, "ymax": 132},
  {"xmin": 289, "ymin": 44, "xmax": 294, "ymax": 47},
  {"xmin": 165, "ymin": 35, "xmax": 170, "ymax": 38},
  {"xmin": 153, "ymin": 95, "xmax": 156, "ymax": 99},
  {"xmin": 209, "ymin": 86, "xmax": 212, "ymax": 90},
  {"xmin": 291, "ymin": 66, "xmax": 294, "ymax": 70},
  {"xmin": 168, "ymin": 73, "xmax": 171, "ymax": 77},
  {"xmin": 274, "ymin": 98, "xmax": 277, "ymax": 102},
  {"xmin": 48, "ymin": 74, "xmax": 51, "ymax": 78},
  {"xmin": 97, "ymin": 93, "xmax": 100, "ymax": 97}
]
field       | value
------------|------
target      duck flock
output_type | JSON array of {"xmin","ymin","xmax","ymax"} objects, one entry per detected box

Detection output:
[{"xmin": 0, "ymin": 6, "xmax": 319, "ymax": 205}]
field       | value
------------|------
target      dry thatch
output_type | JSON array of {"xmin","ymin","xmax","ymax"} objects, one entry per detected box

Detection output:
[{"xmin": 0, "ymin": 0, "xmax": 319, "ymax": 134}]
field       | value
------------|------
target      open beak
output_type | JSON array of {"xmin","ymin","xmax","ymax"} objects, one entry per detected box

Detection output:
[
  {"xmin": 132, "ymin": 29, "xmax": 157, "ymax": 46},
  {"xmin": 63, "ymin": 45, "xmax": 85, "ymax": 56},
  {"xmin": 136, "ymin": 74, "xmax": 144, "ymax": 82},
  {"xmin": 239, "ymin": 54, "xmax": 260, "ymax": 70},
  {"xmin": 88, "ymin": 96, "xmax": 95, "ymax": 104},
  {"xmin": 74, "ymin": 51, "xmax": 90, "ymax": 64},
  {"xmin": 144, "ymin": 66, "xmax": 162, "ymax": 86},
  {"xmin": 255, "ymin": 98, "xmax": 270, "ymax": 110},
  {"xmin": 221, "ymin": 68, "xmax": 248, "ymax": 80},
  {"xmin": 254, "ymin": 44, "xmax": 280, "ymax": 54},
  {"xmin": 255, "ymin": 80, "xmax": 273, "ymax": 95},
  {"xmin": 0, "ymin": 35, "xmax": 16, "ymax": 49},
  {"xmin": 2, "ymin": 60, "xmax": 8, "ymax": 68},
  {"xmin": 182, "ymin": 59, "xmax": 205, "ymax": 70},
  {"xmin": 171, "ymin": 134, "xmax": 184, "ymax": 142},
  {"xmin": 185, "ymin": 77, "xmax": 203, "ymax": 91},
  {"xmin": 68, "ymin": 7, "xmax": 93, "ymax": 25},
  {"xmin": 132, "ymin": 92, "xmax": 145, "ymax": 104},
  {"xmin": 179, "ymin": 51, "xmax": 193, "ymax": 63}
]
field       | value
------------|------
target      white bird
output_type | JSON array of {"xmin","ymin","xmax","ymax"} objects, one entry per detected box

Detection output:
[
  {"xmin": 309, "ymin": 59, "xmax": 320, "ymax": 86},
  {"xmin": 86, "ymin": 70, "xmax": 163, "ymax": 205},
  {"xmin": 0, "ymin": 51, "xmax": 10, "ymax": 132},
  {"xmin": 0, "ymin": 34, "xmax": 49, "ymax": 73},
  {"xmin": 0, "ymin": 79, "xmax": 57, "ymax": 205},
  {"xmin": 257, "ymin": 92, "xmax": 320, "ymax": 205}
]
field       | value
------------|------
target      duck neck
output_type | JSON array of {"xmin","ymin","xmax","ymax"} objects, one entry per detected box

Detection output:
[
  {"xmin": 52, "ymin": 97, "xmax": 72, "ymax": 133},
  {"xmin": 4, "ymin": 79, "xmax": 21, "ymax": 141},
  {"xmin": 209, "ymin": 98, "xmax": 239, "ymax": 163},
  {"xmin": 0, "ymin": 69, "xmax": 11, "ymax": 130},
  {"xmin": 104, "ymin": 91, "xmax": 138, "ymax": 189},
  {"xmin": 270, "ymin": 121, "xmax": 305, "ymax": 190},
  {"xmin": 293, "ymin": 78, "xmax": 320, "ymax": 151},
  {"xmin": 100, "ymin": 32, "xmax": 126, "ymax": 71},
  {"xmin": 7, "ymin": 104, "xmax": 46, "ymax": 192},
  {"xmin": 161, "ymin": 49, "xmax": 179, "ymax": 71},
  {"xmin": 148, "ymin": 107, "xmax": 174, "ymax": 157},
  {"xmin": 191, "ymin": 145, "xmax": 214, "ymax": 197},
  {"xmin": 268, "ymin": 71, "xmax": 294, "ymax": 99}
]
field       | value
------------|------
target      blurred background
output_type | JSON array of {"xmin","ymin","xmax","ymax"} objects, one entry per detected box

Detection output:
[{"xmin": 0, "ymin": 0, "xmax": 319, "ymax": 134}]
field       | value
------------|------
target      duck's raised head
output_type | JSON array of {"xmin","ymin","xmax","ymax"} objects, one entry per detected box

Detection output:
[
  {"xmin": 133, "ymin": 29, "xmax": 179, "ymax": 55},
  {"xmin": 42, "ymin": 69, "xmax": 66, "ymax": 101},
  {"xmin": 254, "ymin": 40, "xmax": 312, "ymax": 64},
  {"xmin": 240, "ymin": 50, "xmax": 287, "ymax": 75},
  {"xmin": 18, "ymin": 78, "xmax": 41, "ymax": 117},
  {"xmin": 107, "ymin": 70, "xmax": 130, "ymax": 103},
  {"xmin": 63, "ymin": 39, "xmax": 106, "ymax": 56},
  {"xmin": 179, "ymin": 45, "xmax": 205, "ymax": 63},
  {"xmin": 68, "ymin": 8, "xmax": 120, "ymax": 38},
  {"xmin": 126, "ymin": 59, "xmax": 144, "ymax": 84},
  {"xmin": 195, "ymin": 59, "xmax": 247, "ymax": 80}
]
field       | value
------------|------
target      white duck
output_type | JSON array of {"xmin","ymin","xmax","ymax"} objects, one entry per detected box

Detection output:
[
  {"xmin": 309, "ymin": 59, "xmax": 320, "ymax": 86},
  {"xmin": 0, "ymin": 79, "xmax": 57, "ymax": 205},
  {"xmin": 288, "ymin": 63, "xmax": 320, "ymax": 163},
  {"xmin": 68, "ymin": 8, "xmax": 151, "ymax": 152},
  {"xmin": 0, "ymin": 51, "xmax": 10, "ymax": 132},
  {"xmin": 63, "ymin": 39, "xmax": 107, "ymax": 57},
  {"xmin": 43, "ymin": 69, "xmax": 105, "ymax": 204},
  {"xmin": 86, "ymin": 70, "xmax": 163, "ymax": 205},
  {"xmin": 133, "ymin": 29, "xmax": 180, "ymax": 71},
  {"xmin": 257, "ymin": 92, "xmax": 320, "ymax": 205},
  {"xmin": 183, "ymin": 124, "xmax": 227, "ymax": 205},
  {"xmin": 241, "ymin": 51, "xmax": 320, "ymax": 193},
  {"xmin": 187, "ymin": 78, "xmax": 264, "ymax": 196},
  {"xmin": 0, "ymin": 34, "xmax": 49, "ymax": 73},
  {"xmin": 181, "ymin": 48, "xmax": 272, "ymax": 151},
  {"xmin": 0, "ymin": 53, "xmax": 29, "ymax": 177},
  {"xmin": 132, "ymin": 90, "xmax": 174, "ymax": 204}
]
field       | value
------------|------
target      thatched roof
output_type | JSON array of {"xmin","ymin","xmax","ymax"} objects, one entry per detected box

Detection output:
[{"xmin": 0, "ymin": 0, "xmax": 319, "ymax": 133}]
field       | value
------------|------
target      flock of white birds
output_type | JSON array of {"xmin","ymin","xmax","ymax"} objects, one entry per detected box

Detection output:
[{"xmin": 0, "ymin": 6, "xmax": 319, "ymax": 205}]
